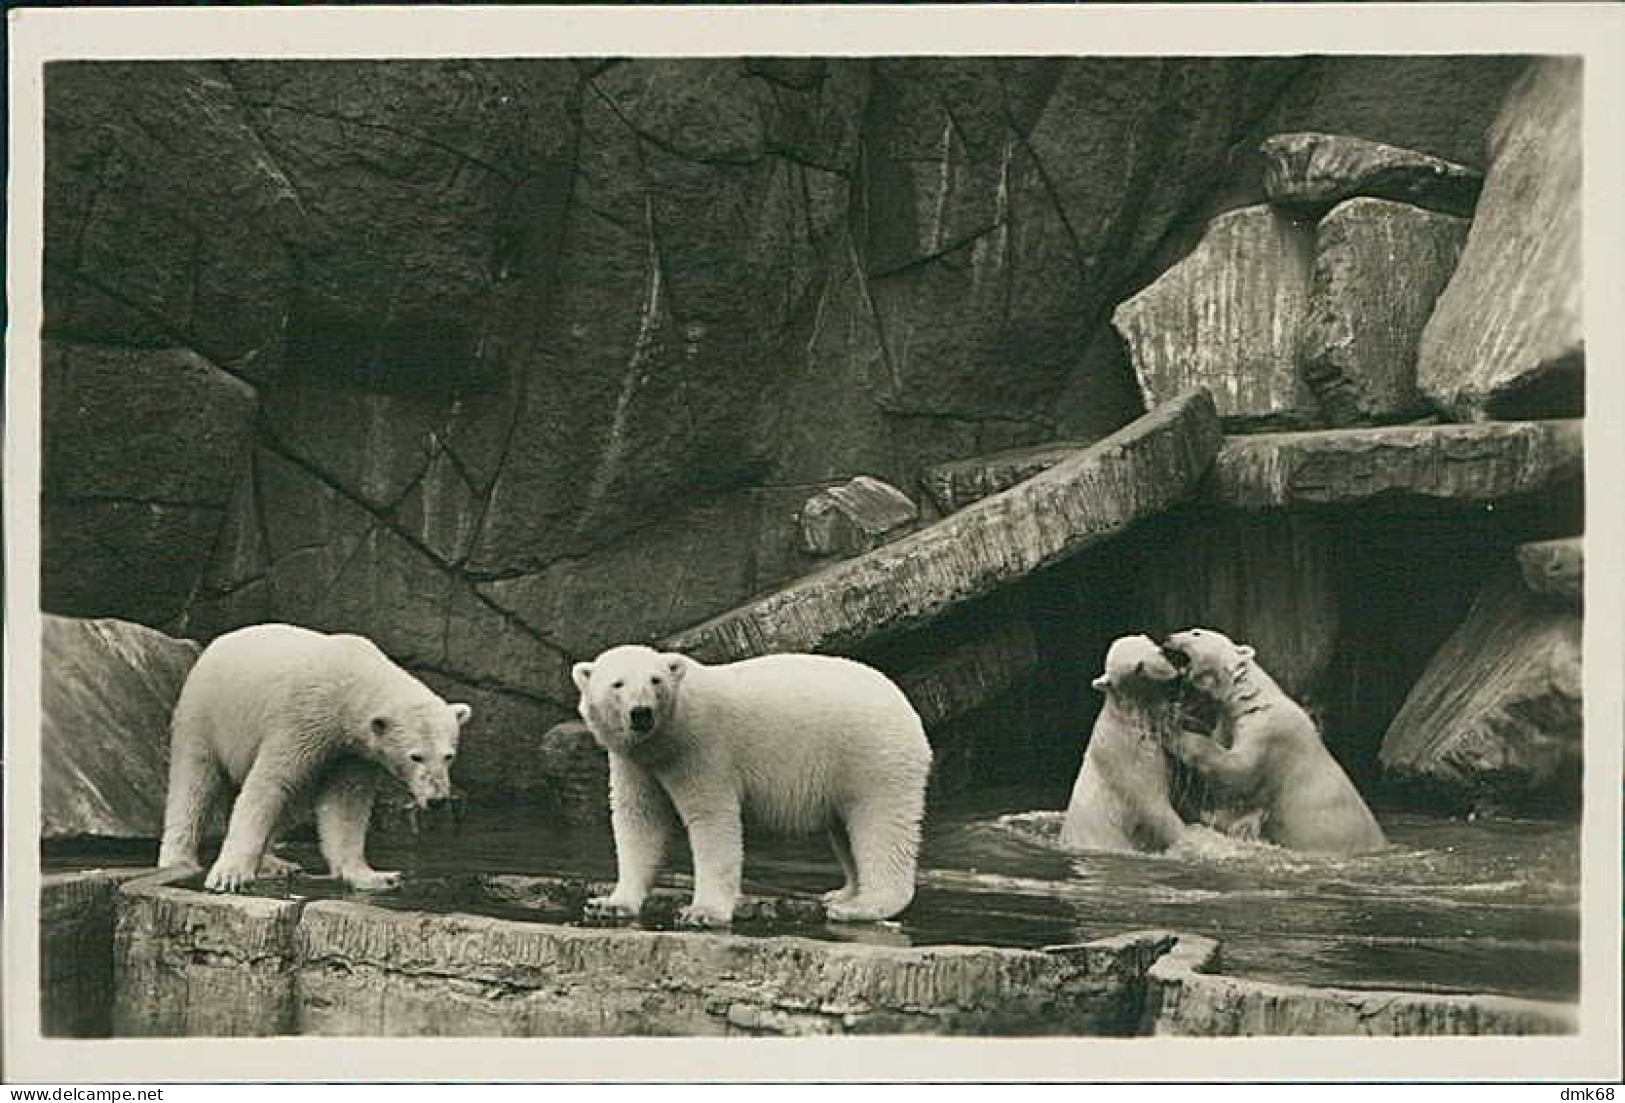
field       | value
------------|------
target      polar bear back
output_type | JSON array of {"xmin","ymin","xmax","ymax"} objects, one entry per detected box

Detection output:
[
  {"xmin": 672, "ymin": 654, "xmax": 931, "ymax": 835},
  {"xmin": 174, "ymin": 623, "xmax": 433, "ymax": 784}
]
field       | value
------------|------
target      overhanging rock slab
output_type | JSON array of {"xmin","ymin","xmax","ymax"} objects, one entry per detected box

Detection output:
[
  {"xmin": 907, "ymin": 420, "xmax": 1581, "ymax": 516},
  {"xmin": 1210, "ymin": 420, "xmax": 1582, "ymax": 510},
  {"xmin": 665, "ymin": 390, "xmax": 1222, "ymax": 661}
]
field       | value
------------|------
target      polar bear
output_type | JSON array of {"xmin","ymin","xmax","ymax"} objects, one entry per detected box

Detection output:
[
  {"xmin": 157, "ymin": 623, "xmax": 472, "ymax": 892},
  {"xmin": 1161, "ymin": 627, "xmax": 1386, "ymax": 855},
  {"xmin": 1059, "ymin": 634, "xmax": 1192, "ymax": 853},
  {"xmin": 572, "ymin": 644, "xmax": 932, "ymax": 926}
]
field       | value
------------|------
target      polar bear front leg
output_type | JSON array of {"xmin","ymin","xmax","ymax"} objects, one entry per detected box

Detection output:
[
  {"xmin": 585, "ymin": 755, "xmax": 676, "ymax": 924},
  {"xmin": 674, "ymin": 798, "xmax": 743, "ymax": 929},
  {"xmin": 206, "ymin": 744, "xmax": 314, "ymax": 893},
  {"xmin": 316, "ymin": 760, "xmax": 397, "ymax": 891}
]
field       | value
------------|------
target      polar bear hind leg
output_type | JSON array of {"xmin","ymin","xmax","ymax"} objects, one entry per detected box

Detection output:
[
  {"xmin": 822, "ymin": 822, "xmax": 860, "ymax": 906},
  {"xmin": 315, "ymin": 760, "xmax": 398, "ymax": 891},
  {"xmin": 157, "ymin": 735, "xmax": 226, "ymax": 871},
  {"xmin": 825, "ymin": 797, "xmax": 922, "ymax": 922}
]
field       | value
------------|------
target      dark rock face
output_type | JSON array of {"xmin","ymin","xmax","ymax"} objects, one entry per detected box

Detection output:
[
  {"xmin": 1300, "ymin": 198, "xmax": 1468, "ymax": 426},
  {"xmin": 40, "ymin": 57, "xmax": 1538, "ymax": 797},
  {"xmin": 1379, "ymin": 571, "xmax": 1582, "ymax": 814},
  {"xmin": 1417, "ymin": 59, "xmax": 1583, "ymax": 421},
  {"xmin": 43, "ymin": 343, "xmax": 257, "ymax": 627},
  {"xmin": 1261, "ymin": 132, "xmax": 1483, "ymax": 217},
  {"xmin": 41, "ymin": 615, "xmax": 199, "ymax": 840}
]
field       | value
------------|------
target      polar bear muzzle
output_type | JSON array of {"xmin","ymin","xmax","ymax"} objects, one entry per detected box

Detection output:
[{"xmin": 369, "ymin": 701, "xmax": 470, "ymax": 810}]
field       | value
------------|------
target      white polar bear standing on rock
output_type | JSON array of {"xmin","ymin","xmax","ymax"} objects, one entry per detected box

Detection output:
[
  {"xmin": 572, "ymin": 644, "xmax": 932, "ymax": 926},
  {"xmin": 158, "ymin": 623, "xmax": 472, "ymax": 893},
  {"xmin": 1161, "ymin": 627, "xmax": 1386, "ymax": 855},
  {"xmin": 1060, "ymin": 634, "xmax": 1191, "ymax": 854}
]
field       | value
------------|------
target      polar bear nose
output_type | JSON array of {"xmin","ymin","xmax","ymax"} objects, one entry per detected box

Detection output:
[{"xmin": 628, "ymin": 706, "xmax": 655, "ymax": 733}]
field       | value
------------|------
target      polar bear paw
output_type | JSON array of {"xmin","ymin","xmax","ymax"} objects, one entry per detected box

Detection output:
[
  {"xmin": 204, "ymin": 853, "xmax": 261, "ymax": 893},
  {"xmin": 820, "ymin": 885, "xmax": 858, "ymax": 906},
  {"xmin": 675, "ymin": 903, "xmax": 734, "ymax": 929},
  {"xmin": 343, "ymin": 868, "xmax": 402, "ymax": 892},
  {"xmin": 825, "ymin": 896, "xmax": 906, "ymax": 923},
  {"xmin": 582, "ymin": 895, "xmax": 643, "ymax": 926},
  {"xmin": 257, "ymin": 852, "xmax": 302, "ymax": 879}
]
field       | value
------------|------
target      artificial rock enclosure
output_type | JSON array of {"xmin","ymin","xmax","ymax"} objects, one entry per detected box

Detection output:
[{"xmin": 38, "ymin": 56, "xmax": 1585, "ymax": 1038}]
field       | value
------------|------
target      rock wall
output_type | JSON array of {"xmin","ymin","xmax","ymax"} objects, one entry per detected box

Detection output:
[{"xmin": 41, "ymin": 57, "xmax": 1539, "ymax": 798}]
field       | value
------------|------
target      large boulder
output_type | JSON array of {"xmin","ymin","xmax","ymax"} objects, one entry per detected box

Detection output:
[
  {"xmin": 1417, "ymin": 59, "xmax": 1583, "ymax": 421},
  {"xmin": 1260, "ymin": 132, "xmax": 1483, "ymax": 218},
  {"xmin": 1299, "ymin": 198, "xmax": 1468, "ymax": 426},
  {"xmin": 41, "ymin": 615, "xmax": 199, "ymax": 840},
  {"xmin": 799, "ymin": 476, "xmax": 919, "ymax": 557},
  {"xmin": 1379, "ymin": 571, "xmax": 1582, "ymax": 814},
  {"xmin": 42, "ymin": 342, "xmax": 257, "ymax": 627},
  {"xmin": 1113, "ymin": 206, "xmax": 1320, "ymax": 431}
]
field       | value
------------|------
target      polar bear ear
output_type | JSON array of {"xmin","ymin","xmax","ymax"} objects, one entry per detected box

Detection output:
[
  {"xmin": 1090, "ymin": 673, "xmax": 1111, "ymax": 692},
  {"xmin": 1236, "ymin": 644, "xmax": 1256, "ymax": 662},
  {"xmin": 450, "ymin": 702, "xmax": 473, "ymax": 727},
  {"xmin": 571, "ymin": 662, "xmax": 594, "ymax": 693},
  {"xmin": 663, "ymin": 653, "xmax": 690, "ymax": 679}
]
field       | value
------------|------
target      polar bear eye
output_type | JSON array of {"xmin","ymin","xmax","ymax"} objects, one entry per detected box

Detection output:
[
  {"xmin": 409, "ymin": 753, "xmax": 426, "ymax": 764},
  {"xmin": 651, "ymin": 676, "xmax": 663, "ymax": 686},
  {"xmin": 611, "ymin": 679, "xmax": 625, "ymax": 690}
]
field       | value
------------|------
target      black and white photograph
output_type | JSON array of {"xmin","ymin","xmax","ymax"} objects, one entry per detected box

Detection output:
[{"xmin": 5, "ymin": 3, "xmax": 1622, "ymax": 1085}]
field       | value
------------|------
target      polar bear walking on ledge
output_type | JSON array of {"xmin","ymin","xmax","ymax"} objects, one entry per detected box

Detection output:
[
  {"xmin": 158, "ymin": 623, "xmax": 472, "ymax": 893},
  {"xmin": 572, "ymin": 644, "xmax": 932, "ymax": 926}
]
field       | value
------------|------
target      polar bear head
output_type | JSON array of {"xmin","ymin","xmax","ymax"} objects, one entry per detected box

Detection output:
[
  {"xmin": 365, "ymin": 698, "xmax": 472, "ymax": 810},
  {"xmin": 573, "ymin": 644, "xmax": 690, "ymax": 753},
  {"xmin": 1091, "ymin": 633, "xmax": 1181, "ymax": 695},
  {"xmin": 1160, "ymin": 627, "xmax": 1255, "ymax": 697}
]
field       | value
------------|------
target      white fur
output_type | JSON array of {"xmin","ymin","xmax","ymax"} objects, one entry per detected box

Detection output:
[
  {"xmin": 158, "ymin": 623, "xmax": 472, "ymax": 893},
  {"xmin": 573, "ymin": 644, "xmax": 932, "ymax": 926},
  {"xmin": 1163, "ymin": 627, "xmax": 1386, "ymax": 855},
  {"xmin": 1060, "ymin": 635, "xmax": 1190, "ymax": 853}
]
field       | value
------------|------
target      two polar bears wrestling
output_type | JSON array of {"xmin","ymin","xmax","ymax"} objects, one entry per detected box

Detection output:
[
  {"xmin": 572, "ymin": 645, "xmax": 932, "ymax": 926},
  {"xmin": 1061, "ymin": 629, "xmax": 1384, "ymax": 856}
]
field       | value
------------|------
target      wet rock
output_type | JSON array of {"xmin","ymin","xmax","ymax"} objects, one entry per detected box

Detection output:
[
  {"xmin": 1299, "ymin": 199, "xmax": 1468, "ymax": 426},
  {"xmin": 667, "ymin": 390, "xmax": 1222, "ymax": 661},
  {"xmin": 1210, "ymin": 420, "xmax": 1583, "ymax": 510},
  {"xmin": 1517, "ymin": 537, "xmax": 1583, "ymax": 603},
  {"xmin": 1379, "ymin": 571, "xmax": 1582, "ymax": 814},
  {"xmin": 799, "ymin": 476, "xmax": 919, "ymax": 557},
  {"xmin": 535, "ymin": 721, "xmax": 610, "ymax": 826},
  {"xmin": 41, "ymin": 615, "xmax": 200, "ymax": 840},
  {"xmin": 1113, "ymin": 206, "xmax": 1320, "ymax": 431},
  {"xmin": 1418, "ymin": 59, "xmax": 1583, "ymax": 421},
  {"xmin": 41, "ymin": 869, "xmax": 154, "ymax": 1038},
  {"xmin": 1140, "ymin": 514, "xmax": 1338, "ymax": 702},
  {"xmin": 1261, "ymin": 132, "xmax": 1483, "ymax": 217},
  {"xmin": 1146, "ymin": 933, "xmax": 1576, "ymax": 1036},
  {"xmin": 42, "ymin": 343, "xmax": 257, "ymax": 626},
  {"xmin": 922, "ymin": 441, "xmax": 1095, "ymax": 514}
]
